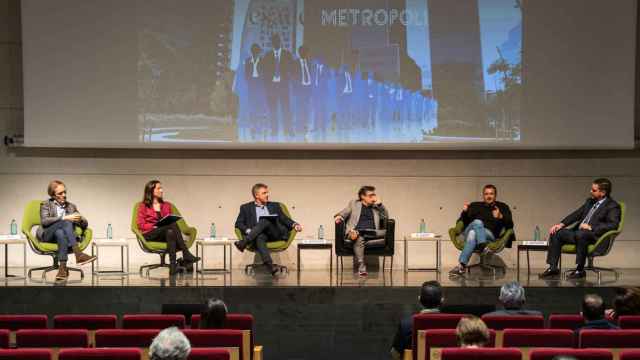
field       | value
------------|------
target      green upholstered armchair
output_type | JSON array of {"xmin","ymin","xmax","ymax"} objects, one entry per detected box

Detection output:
[
  {"xmin": 561, "ymin": 201, "xmax": 625, "ymax": 283},
  {"xmin": 21, "ymin": 200, "xmax": 93, "ymax": 281},
  {"xmin": 449, "ymin": 220, "xmax": 515, "ymax": 274},
  {"xmin": 131, "ymin": 202, "xmax": 197, "ymax": 277},
  {"xmin": 234, "ymin": 203, "xmax": 297, "ymax": 274}
]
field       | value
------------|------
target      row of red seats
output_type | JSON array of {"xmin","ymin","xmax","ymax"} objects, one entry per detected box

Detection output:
[
  {"xmin": 0, "ymin": 314, "xmax": 252, "ymax": 331},
  {"xmin": 411, "ymin": 314, "xmax": 640, "ymax": 360},
  {"xmin": 0, "ymin": 348, "xmax": 230, "ymax": 360},
  {"xmin": 414, "ymin": 313, "xmax": 640, "ymax": 332},
  {"xmin": 419, "ymin": 328, "xmax": 640, "ymax": 359},
  {"xmin": 439, "ymin": 348, "xmax": 640, "ymax": 360}
]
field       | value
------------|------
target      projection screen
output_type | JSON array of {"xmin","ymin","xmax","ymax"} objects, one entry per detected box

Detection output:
[{"xmin": 21, "ymin": 0, "xmax": 637, "ymax": 149}]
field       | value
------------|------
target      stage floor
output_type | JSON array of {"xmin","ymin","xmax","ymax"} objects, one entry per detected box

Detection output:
[{"xmin": 1, "ymin": 267, "xmax": 637, "ymax": 288}]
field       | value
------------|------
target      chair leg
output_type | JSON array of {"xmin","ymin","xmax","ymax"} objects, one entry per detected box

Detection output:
[{"xmin": 139, "ymin": 253, "xmax": 170, "ymax": 277}]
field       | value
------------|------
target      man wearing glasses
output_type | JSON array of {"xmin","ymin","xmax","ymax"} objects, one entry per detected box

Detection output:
[
  {"xmin": 335, "ymin": 185, "xmax": 389, "ymax": 276},
  {"xmin": 38, "ymin": 180, "xmax": 96, "ymax": 280}
]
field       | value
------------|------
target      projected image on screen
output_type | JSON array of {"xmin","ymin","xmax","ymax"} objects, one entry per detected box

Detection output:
[{"xmin": 137, "ymin": 0, "xmax": 522, "ymax": 144}]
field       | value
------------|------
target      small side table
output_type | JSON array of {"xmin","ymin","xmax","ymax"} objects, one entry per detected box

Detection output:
[
  {"xmin": 404, "ymin": 234, "xmax": 442, "ymax": 272},
  {"xmin": 517, "ymin": 241, "xmax": 561, "ymax": 279},
  {"xmin": 297, "ymin": 240, "xmax": 332, "ymax": 272},
  {"xmin": 91, "ymin": 238, "xmax": 130, "ymax": 275},
  {"xmin": 0, "ymin": 235, "xmax": 27, "ymax": 280},
  {"xmin": 195, "ymin": 238, "xmax": 233, "ymax": 273}
]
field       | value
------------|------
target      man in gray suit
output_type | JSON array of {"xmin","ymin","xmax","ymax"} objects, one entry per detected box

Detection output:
[
  {"xmin": 38, "ymin": 180, "xmax": 96, "ymax": 280},
  {"xmin": 334, "ymin": 185, "xmax": 388, "ymax": 276}
]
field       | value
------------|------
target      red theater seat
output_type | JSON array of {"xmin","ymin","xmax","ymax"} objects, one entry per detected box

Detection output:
[
  {"xmin": 580, "ymin": 329, "xmax": 640, "ymax": 348},
  {"xmin": 122, "ymin": 314, "xmax": 185, "ymax": 329},
  {"xmin": 440, "ymin": 348, "xmax": 521, "ymax": 360},
  {"xmin": 182, "ymin": 330, "xmax": 246, "ymax": 360},
  {"xmin": 54, "ymin": 315, "xmax": 117, "ymax": 330},
  {"xmin": 618, "ymin": 315, "xmax": 640, "ymax": 329},
  {"xmin": 419, "ymin": 329, "xmax": 496, "ymax": 360},
  {"xmin": 549, "ymin": 314, "xmax": 585, "ymax": 330},
  {"xmin": 0, "ymin": 315, "xmax": 47, "ymax": 330},
  {"xmin": 412, "ymin": 314, "xmax": 469, "ymax": 360},
  {"xmin": 620, "ymin": 350, "xmax": 640, "ymax": 360},
  {"xmin": 58, "ymin": 348, "xmax": 142, "ymax": 360},
  {"xmin": 529, "ymin": 348, "xmax": 613, "ymax": 360},
  {"xmin": 502, "ymin": 329, "xmax": 575, "ymax": 348},
  {"xmin": 15, "ymin": 329, "xmax": 88, "ymax": 348},
  {"xmin": 0, "ymin": 330, "xmax": 8, "ymax": 349},
  {"xmin": 94, "ymin": 329, "xmax": 159, "ymax": 348},
  {"xmin": 188, "ymin": 348, "xmax": 231, "ymax": 360},
  {"xmin": 480, "ymin": 314, "xmax": 545, "ymax": 330},
  {"xmin": 191, "ymin": 314, "xmax": 254, "ymax": 331},
  {"xmin": 0, "ymin": 349, "xmax": 52, "ymax": 360}
]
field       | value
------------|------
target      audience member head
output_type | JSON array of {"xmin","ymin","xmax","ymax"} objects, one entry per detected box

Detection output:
[
  {"xmin": 200, "ymin": 298, "xmax": 228, "ymax": 329},
  {"xmin": 482, "ymin": 184, "xmax": 497, "ymax": 204},
  {"xmin": 551, "ymin": 356, "xmax": 578, "ymax": 360},
  {"xmin": 419, "ymin": 281, "xmax": 443, "ymax": 309},
  {"xmin": 357, "ymin": 185, "xmax": 377, "ymax": 206},
  {"xmin": 251, "ymin": 183, "xmax": 269, "ymax": 204},
  {"xmin": 456, "ymin": 316, "xmax": 490, "ymax": 348},
  {"xmin": 47, "ymin": 180, "xmax": 67, "ymax": 204},
  {"xmin": 613, "ymin": 286, "xmax": 640, "ymax": 319},
  {"xmin": 149, "ymin": 327, "xmax": 191, "ymax": 360},
  {"xmin": 591, "ymin": 178, "xmax": 612, "ymax": 200},
  {"xmin": 582, "ymin": 294, "xmax": 606, "ymax": 321},
  {"xmin": 143, "ymin": 180, "xmax": 163, "ymax": 206},
  {"xmin": 499, "ymin": 281, "xmax": 526, "ymax": 310}
]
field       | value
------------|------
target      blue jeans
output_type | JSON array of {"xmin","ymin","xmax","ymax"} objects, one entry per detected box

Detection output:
[
  {"xmin": 458, "ymin": 219, "xmax": 495, "ymax": 265},
  {"xmin": 42, "ymin": 220, "xmax": 78, "ymax": 262}
]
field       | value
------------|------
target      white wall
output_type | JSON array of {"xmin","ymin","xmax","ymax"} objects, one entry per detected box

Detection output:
[{"xmin": 1, "ymin": 0, "xmax": 638, "ymax": 271}]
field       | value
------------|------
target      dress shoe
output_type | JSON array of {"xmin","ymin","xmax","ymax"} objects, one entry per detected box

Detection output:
[
  {"xmin": 234, "ymin": 240, "xmax": 246, "ymax": 252},
  {"xmin": 74, "ymin": 252, "xmax": 97, "ymax": 266},
  {"xmin": 358, "ymin": 262, "xmax": 368, "ymax": 277},
  {"xmin": 449, "ymin": 264, "xmax": 466, "ymax": 276},
  {"xmin": 538, "ymin": 267, "xmax": 560, "ymax": 279},
  {"xmin": 566, "ymin": 269, "xmax": 587, "ymax": 279}
]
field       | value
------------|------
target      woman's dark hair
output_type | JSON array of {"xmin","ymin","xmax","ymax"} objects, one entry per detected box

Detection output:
[
  {"xmin": 200, "ymin": 298, "xmax": 228, "ymax": 329},
  {"xmin": 613, "ymin": 286, "xmax": 640, "ymax": 320},
  {"xmin": 143, "ymin": 180, "xmax": 163, "ymax": 207}
]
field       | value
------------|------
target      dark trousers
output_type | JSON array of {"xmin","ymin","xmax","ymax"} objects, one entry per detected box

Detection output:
[
  {"xmin": 243, "ymin": 218, "xmax": 287, "ymax": 265},
  {"xmin": 547, "ymin": 228, "xmax": 597, "ymax": 270},
  {"xmin": 143, "ymin": 223, "xmax": 192, "ymax": 264},
  {"xmin": 43, "ymin": 220, "xmax": 78, "ymax": 262}
]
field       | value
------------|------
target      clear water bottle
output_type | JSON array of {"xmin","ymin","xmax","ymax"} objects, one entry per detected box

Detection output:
[
  {"xmin": 210, "ymin": 222, "xmax": 216, "ymax": 239},
  {"xmin": 534, "ymin": 225, "xmax": 541, "ymax": 242},
  {"xmin": 10, "ymin": 219, "xmax": 17, "ymax": 235},
  {"xmin": 419, "ymin": 219, "xmax": 427, "ymax": 233},
  {"xmin": 106, "ymin": 223, "xmax": 113, "ymax": 240},
  {"xmin": 318, "ymin": 225, "xmax": 324, "ymax": 240}
]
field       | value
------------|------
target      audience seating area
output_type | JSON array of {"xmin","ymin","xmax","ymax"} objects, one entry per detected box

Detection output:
[
  {"xmin": 0, "ymin": 313, "xmax": 258, "ymax": 360},
  {"xmin": 410, "ymin": 313, "xmax": 640, "ymax": 360}
]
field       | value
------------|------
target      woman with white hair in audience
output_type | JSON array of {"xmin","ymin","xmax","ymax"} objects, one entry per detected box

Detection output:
[
  {"xmin": 484, "ymin": 281, "xmax": 542, "ymax": 316},
  {"xmin": 149, "ymin": 327, "xmax": 191, "ymax": 360}
]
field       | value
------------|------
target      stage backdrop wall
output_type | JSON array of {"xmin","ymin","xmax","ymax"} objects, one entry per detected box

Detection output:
[{"xmin": 2, "ymin": 0, "xmax": 640, "ymax": 271}]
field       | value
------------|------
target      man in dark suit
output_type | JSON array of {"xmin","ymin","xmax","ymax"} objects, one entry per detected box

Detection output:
[
  {"xmin": 234, "ymin": 183, "xmax": 303, "ymax": 275},
  {"xmin": 540, "ymin": 178, "xmax": 621, "ymax": 280},
  {"xmin": 292, "ymin": 44, "xmax": 314, "ymax": 138},
  {"xmin": 261, "ymin": 34, "xmax": 294, "ymax": 137}
]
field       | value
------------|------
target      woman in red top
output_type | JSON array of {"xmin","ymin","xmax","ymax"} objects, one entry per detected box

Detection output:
[{"xmin": 137, "ymin": 180, "xmax": 199, "ymax": 275}]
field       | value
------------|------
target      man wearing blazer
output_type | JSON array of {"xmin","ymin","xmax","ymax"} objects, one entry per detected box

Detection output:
[
  {"xmin": 234, "ymin": 183, "xmax": 303, "ymax": 275},
  {"xmin": 334, "ymin": 185, "xmax": 389, "ymax": 276},
  {"xmin": 261, "ymin": 34, "xmax": 294, "ymax": 137},
  {"xmin": 540, "ymin": 178, "xmax": 621, "ymax": 280}
]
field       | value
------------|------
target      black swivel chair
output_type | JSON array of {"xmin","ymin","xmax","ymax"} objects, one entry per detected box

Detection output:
[{"xmin": 334, "ymin": 217, "xmax": 395, "ymax": 273}]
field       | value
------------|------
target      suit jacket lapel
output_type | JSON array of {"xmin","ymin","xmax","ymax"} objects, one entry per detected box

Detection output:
[
  {"xmin": 590, "ymin": 198, "xmax": 610, "ymax": 222},
  {"xmin": 352, "ymin": 201, "xmax": 362, "ymax": 225},
  {"xmin": 249, "ymin": 203, "xmax": 258, "ymax": 227}
]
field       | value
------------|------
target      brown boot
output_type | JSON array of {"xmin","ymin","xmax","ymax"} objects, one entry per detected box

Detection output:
[
  {"xmin": 56, "ymin": 261, "xmax": 69, "ymax": 281},
  {"xmin": 73, "ymin": 245, "xmax": 97, "ymax": 265}
]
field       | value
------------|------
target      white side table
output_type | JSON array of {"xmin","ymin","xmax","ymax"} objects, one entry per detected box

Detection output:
[
  {"xmin": 0, "ymin": 235, "xmax": 26, "ymax": 280},
  {"xmin": 403, "ymin": 233, "xmax": 442, "ymax": 272},
  {"xmin": 91, "ymin": 238, "xmax": 130, "ymax": 275},
  {"xmin": 195, "ymin": 238, "xmax": 233, "ymax": 273}
]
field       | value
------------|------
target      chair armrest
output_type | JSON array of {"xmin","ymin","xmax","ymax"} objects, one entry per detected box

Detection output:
[
  {"xmin": 449, "ymin": 221, "xmax": 465, "ymax": 251},
  {"xmin": 335, "ymin": 220, "xmax": 346, "ymax": 253},
  {"xmin": 403, "ymin": 349, "xmax": 412, "ymax": 360},
  {"xmin": 254, "ymin": 345, "xmax": 263, "ymax": 360},
  {"xmin": 385, "ymin": 219, "xmax": 396, "ymax": 251},
  {"xmin": 182, "ymin": 226, "xmax": 198, "ymax": 247}
]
